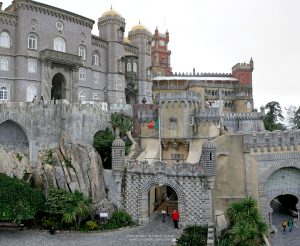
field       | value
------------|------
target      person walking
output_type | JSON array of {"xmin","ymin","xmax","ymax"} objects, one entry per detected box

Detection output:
[
  {"xmin": 172, "ymin": 209, "xmax": 179, "ymax": 229},
  {"xmin": 288, "ymin": 218, "xmax": 294, "ymax": 232},
  {"xmin": 282, "ymin": 219, "xmax": 287, "ymax": 231}
]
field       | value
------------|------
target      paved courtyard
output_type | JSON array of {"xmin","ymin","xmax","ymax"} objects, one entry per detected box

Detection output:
[
  {"xmin": 270, "ymin": 210, "xmax": 300, "ymax": 246},
  {"xmin": 0, "ymin": 214, "xmax": 183, "ymax": 246}
]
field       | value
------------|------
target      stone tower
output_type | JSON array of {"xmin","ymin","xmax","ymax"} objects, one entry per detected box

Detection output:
[
  {"xmin": 201, "ymin": 139, "xmax": 217, "ymax": 177},
  {"xmin": 232, "ymin": 58, "xmax": 254, "ymax": 112},
  {"xmin": 151, "ymin": 28, "xmax": 172, "ymax": 76},
  {"xmin": 128, "ymin": 22, "xmax": 153, "ymax": 104},
  {"xmin": 98, "ymin": 8, "xmax": 126, "ymax": 104}
]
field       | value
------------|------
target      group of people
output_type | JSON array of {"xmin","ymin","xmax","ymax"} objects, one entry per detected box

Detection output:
[{"xmin": 282, "ymin": 218, "xmax": 294, "ymax": 232}]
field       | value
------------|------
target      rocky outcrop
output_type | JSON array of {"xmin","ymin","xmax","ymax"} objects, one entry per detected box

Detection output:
[
  {"xmin": 0, "ymin": 139, "xmax": 113, "ymax": 214},
  {"xmin": 0, "ymin": 145, "xmax": 32, "ymax": 179}
]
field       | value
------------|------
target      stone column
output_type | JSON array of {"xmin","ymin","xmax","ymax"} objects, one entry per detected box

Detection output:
[
  {"xmin": 41, "ymin": 61, "xmax": 52, "ymax": 100},
  {"xmin": 71, "ymin": 67, "xmax": 79, "ymax": 103}
]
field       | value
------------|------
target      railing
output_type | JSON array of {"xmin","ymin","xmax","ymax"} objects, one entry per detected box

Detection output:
[
  {"xmin": 40, "ymin": 49, "xmax": 82, "ymax": 67},
  {"xmin": 109, "ymin": 103, "xmax": 132, "ymax": 116}
]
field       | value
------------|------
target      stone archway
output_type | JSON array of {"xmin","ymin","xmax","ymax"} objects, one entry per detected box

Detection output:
[
  {"xmin": 259, "ymin": 161, "xmax": 300, "ymax": 226},
  {"xmin": 137, "ymin": 177, "xmax": 186, "ymax": 225},
  {"xmin": 51, "ymin": 73, "xmax": 66, "ymax": 100},
  {"xmin": 0, "ymin": 120, "xmax": 29, "ymax": 152}
]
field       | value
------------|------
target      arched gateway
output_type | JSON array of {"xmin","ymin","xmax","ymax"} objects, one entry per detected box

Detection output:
[{"xmin": 259, "ymin": 161, "xmax": 300, "ymax": 226}]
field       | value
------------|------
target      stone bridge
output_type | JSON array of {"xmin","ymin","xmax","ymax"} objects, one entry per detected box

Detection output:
[{"xmin": 0, "ymin": 100, "xmax": 110, "ymax": 164}]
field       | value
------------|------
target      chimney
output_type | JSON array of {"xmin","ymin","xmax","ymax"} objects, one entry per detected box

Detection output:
[{"xmin": 193, "ymin": 68, "xmax": 195, "ymax": 75}]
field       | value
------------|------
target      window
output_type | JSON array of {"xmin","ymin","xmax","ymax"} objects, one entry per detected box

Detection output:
[
  {"xmin": 118, "ymin": 27, "xmax": 124, "ymax": 41},
  {"xmin": 146, "ymin": 41, "xmax": 151, "ymax": 54},
  {"xmin": 159, "ymin": 40, "xmax": 165, "ymax": 46},
  {"xmin": 93, "ymin": 94, "xmax": 100, "ymax": 102},
  {"xmin": 28, "ymin": 59, "xmax": 37, "ymax": 73},
  {"xmin": 28, "ymin": 33, "xmax": 38, "ymax": 49},
  {"xmin": 146, "ymin": 68, "xmax": 151, "ymax": 79},
  {"xmin": 56, "ymin": 21, "xmax": 64, "ymax": 30},
  {"xmin": 26, "ymin": 85, "xmax": 36, "ymax": 102},
  {"xmin": 189, "ymin": 116, "xmax": 194, "ymax": 125},
  {"xmin": 54, "ymin": 37, "xmax": 65, "ymax": 52},
  {"xmin": 79, "ymin": 68, "xmax": 86, "ymax": 80},
  {"xmin": 133, "ymin": 62, "xmax": 137, "ymax": 73},
  {"xmin": 92, "ymin": 53, "xmax": 99, "ymax": 66},
  {"xmin": 79, "ymin": 91, "xmax": 86, "ymax": 101},
  {"xmin": 171, "ymin": 154, "xmax": 184, "ymax": 162},
  {"xmin": 0, "ymin": 31, "xmax": 10, "ymax": 48},
  {"xmin": 93, "ymin": 71, "xmax": 99, "ymax": 83},
  {"xmin": 0, "ymin": 58, "xmax": 9, "ymax": 71},
  {"xmin": 0, "ymin": 85, "xmax": 8, "ymax": 101},
  {"xmin": 78, "ymin": 46, "xmax": 86, "ymax": 60},
  {"xmin": 127, "ymin": 62, "xmax": 132, "ymax": 72},
  {"xmin": 169, "ymin": 117, "xmax": 178, "ymax": 130}
]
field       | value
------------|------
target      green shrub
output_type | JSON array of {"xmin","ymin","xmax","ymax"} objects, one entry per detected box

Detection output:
[
  {"xmin": 100, "ymin": 210, "xmax": 134, "ymax": 230},
  {"xmin": 176, "ymin": 225, "xmax": 208, "ymax": 246},
  {"xmin": 44, "ymin": 189, "xmax": 92, "ymax": 229},
  {"xmin": 0, "ymin": 173, "xmax": 45, "ymax": 223},
  {"xmin": 80, "ymin": 220, "xmax": 100, "ymax": 231}
]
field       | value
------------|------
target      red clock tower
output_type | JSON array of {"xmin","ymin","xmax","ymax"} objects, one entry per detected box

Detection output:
[{"xmin": 151, "ymin": 28, "xmax": 172, "ymax": 76}]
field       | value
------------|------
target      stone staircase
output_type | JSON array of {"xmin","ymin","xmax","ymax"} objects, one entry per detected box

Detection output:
[{"xmin": 131, "ymin": 138, "xmax": 143, "ymax": 160}]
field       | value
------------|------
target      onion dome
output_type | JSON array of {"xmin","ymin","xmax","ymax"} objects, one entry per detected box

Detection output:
[
  {"xmin": 112, "ymin": 137, "xmax": 125, "ymax": 147},
  {"xmin": 131, "ymin": 22, "xmax": 149, "ymax": 32},
  {"xmin": 202, "ymin": 138, "xmax": 216, "ymax": 149},
  {"xmin": 102, "ymin": 8, "xmax": 122, "ymax": 18}
]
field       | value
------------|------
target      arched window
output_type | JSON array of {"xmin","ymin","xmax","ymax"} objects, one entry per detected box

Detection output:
[
  {"xmin": 0, "ymin": 31, "xmax": 10, "ymax": 48},
  {"xmin": 93, "ymin": 94, "xmax": 100, "ymax": 102},
  {"xmin": 0, "ymin": 85, "xmax": 8, "ymax": 101},
  {"xmin": 0, "ymin": 58, "xmax": 9, "ymax": 71},
  {"xmin": 118, "ymin": 27, "xmax": 124, "ymax": 41},
  {"xmin": 28, "ymin": 59, "xmax": 37, "ymax": 73},
  {"xmin": 26, "ymin": 85, "xmax": 36, "ymax": 102},
  {"xmin": 28, "ymin": 33, "xmax": 38, "ymax": 50},
  {"xmin": 133, "ymin": 62, "xmax": 137, "ymax": 73},
  {"xmin": 54, "ymin": 37, "xmax": 66, "ymax": 52},
  {"xmin": 78, "ymin": 45, "xmax": 86, "ymax": 60},
  {"xmin": 79, "ymin": 91, "xmax": 86, "ymax": 101},
  {"xmin": 79, "ymin": 68, "xmax": 86, "ymax": 80},
  {"xmin": 92, "ymin": 52, "xmax": 99, "ymax": 66},
  {"xmin": 127, "ymin": 62, "xmax": 132, "ymax": 72},
  {"xmin": 146, "ymin": 68, "xmax": 151, "ymax": 79},
  {"xmin": 146, "ymin": 41, "xmax": 151, "ymax": 54}
]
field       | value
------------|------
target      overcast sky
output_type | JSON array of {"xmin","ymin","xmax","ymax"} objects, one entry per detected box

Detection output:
[{"xmin": 2, "ymin": 0, "xmax": 300, "ymax": 110}]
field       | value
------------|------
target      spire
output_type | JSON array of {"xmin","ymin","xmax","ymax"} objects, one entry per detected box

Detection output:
[
  {"xmin": 110, "ymin": 5, "xmax": 112, "ymax": 10},
  {"xmin": 139, "ymin": 19, "xmax": 141, "ymax": 24}
]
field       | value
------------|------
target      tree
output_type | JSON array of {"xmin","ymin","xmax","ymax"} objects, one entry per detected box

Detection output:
[
  {"xmin": 218, "ymin": 197, "xmax": 267, "ymax": 246},
  {"xmin": 285, "ymin": 105, "xmax": 300, "ymax": 129},
  {"xmin": 263, "ymin": 101, "xmax": 285, "ymax": 131},
  {"xmin": 93, "ymin": 128, "xmax": 115, "ymax": 169},
  {"xmin": 44, "ymin": 189, "xmax": 92, "ymax": 229},
  {"xmin": 110, "ymin": 112, "xmax": 133, "ymax": 138},
  {"xmin": 0, "ymin": 173, "xmax": 45, "ymax": 223}
]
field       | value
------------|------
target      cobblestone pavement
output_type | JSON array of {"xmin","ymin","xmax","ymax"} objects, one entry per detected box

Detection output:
[
  {"xmin": 0, "ymin": 214, "xmax": 183, "ymax": 246},
  {"xmin": 270, "ymin": 210, "xmax": 300, "ymax": 246}
]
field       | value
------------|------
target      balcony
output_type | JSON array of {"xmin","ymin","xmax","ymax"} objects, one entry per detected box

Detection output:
[{"xmin": 40, "ymin": 49, "xmax": 82, "ymax": 67}]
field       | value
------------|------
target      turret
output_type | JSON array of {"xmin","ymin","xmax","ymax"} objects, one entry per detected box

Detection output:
[
  {"xmin": 200, "ymin": 138, "xmax": 217, "ymax": 177},
  {"xmin": 98, "ymin": 8, "xmax": 126, "ymax": 104},
  {"xmin": 232, "ymin": 58, "xmax": 254, "ymax": 84},
  {"xmin": 128, "ymin": 22, "xmax": 153, "ymax": 104}
]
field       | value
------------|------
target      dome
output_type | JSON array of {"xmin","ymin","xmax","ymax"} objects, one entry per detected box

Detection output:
[
  {"xmin": 102, "ymin": 9, "xmax": 122, "ymax": 18},
  {"xmin": 112, "ymin": 137, "xmax": 125, "ymax": 147},
  {"xmin": 202, "ymin": 138, "xmax": 216, "ymax": 149},
  {"xmin": 124, "ymin": 37, "xmax": 131, "ymax": 44},
  {"xmin": 131, "ymin": 23, "xmax": 149, "ymax": 32}
]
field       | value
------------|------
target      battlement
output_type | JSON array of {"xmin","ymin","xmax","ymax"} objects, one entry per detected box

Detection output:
[
  {"xmin": 223, "ymin": 112, "xmax": 263, "ymax": 121},
  {"xmin": 232, "ymin": 62, "xmax": 254, "ymax": 72},
  {"xmin": 157, "ymin": 92, "xmax": 200, "ymax": 103},
  {"xmin": 195, "ymin": 108, "xmax": 221, "ymax": 122},
  {"xmin": 243, "ymin": 130, "xmax": 300, "ymax": 152},
  {"xmin": 172, "ymin": 72, "xmax": 233, "ymax": 77},
  {"xmin": 126, "ymin": 160, "xmax": 205, "ymax": 177}
]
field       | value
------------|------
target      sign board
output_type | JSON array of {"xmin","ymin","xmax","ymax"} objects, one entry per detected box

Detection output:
[{"xmin": 100, "ymin": 213, "xmax": 108, "ymax": 218}]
